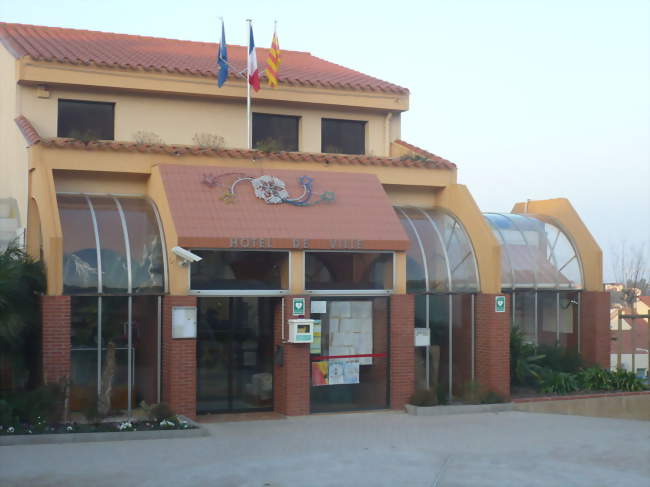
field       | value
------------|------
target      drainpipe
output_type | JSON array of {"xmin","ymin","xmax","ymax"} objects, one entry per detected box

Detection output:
[{"xmin": 384, "ymin": 112, "xmax": 393, "ymax": 157}]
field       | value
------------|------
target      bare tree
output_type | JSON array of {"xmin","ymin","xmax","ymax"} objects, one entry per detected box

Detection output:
[{"xmin": 611, "ymin": 242, "xmax": 649, "ymax": 309}]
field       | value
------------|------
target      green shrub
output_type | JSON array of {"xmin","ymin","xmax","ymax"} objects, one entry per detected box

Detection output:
[
  {"xmin": 608, "ymin": 369, "xmax": 646, "ymax": 391},
  {"xmin": 510, "ymin": 327, "xmax": 546, "ymax": 386},
  {"xmin": 409, "ymin": 389, "xmax": 438, "ymax": 407},
  {"xmin": 1, "ymin": 383, "xmax": 65, "ymax": 424},
  {"xmin": 539, "ymin": 371, "xmax": 579, "ymax": 394},
  {"xmin": 537, "ymin": 344, "xmax": 585, "ymax": 373}
]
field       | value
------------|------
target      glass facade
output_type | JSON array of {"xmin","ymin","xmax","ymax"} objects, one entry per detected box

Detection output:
[
  {"xmin": 310, "ymin": 297, "xmax": 389, "ymax": 412},
  {"xmin": 483, "ymin": 213, "xmax": 582, "ymax": 290},
  {"xmin": 511, "ymin": 291, "xmax": 580, "ymax": 349},
  {"xmin": 58, "ymin": 195, "xmax": 166, "ymax": 295},
  {"xmin": 58, "ymin": 194, "xmax": 165, "ymax": 414},
  {"xmin": 396, "ymin": 207, "xmax": 479, "ymax": 401}
]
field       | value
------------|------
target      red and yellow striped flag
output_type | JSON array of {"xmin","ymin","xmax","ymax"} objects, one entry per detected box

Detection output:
[{"xmin": 266, "ymin": 29, "xmax": 281, "ymax": 88}]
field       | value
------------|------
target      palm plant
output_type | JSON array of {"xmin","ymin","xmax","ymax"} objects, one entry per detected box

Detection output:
[{"xmin": 0, "ymin": 242, "xmax": 45, "ymax": 389}]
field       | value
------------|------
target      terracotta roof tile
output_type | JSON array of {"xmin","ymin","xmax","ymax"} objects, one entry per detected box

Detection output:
[
  {"xmin": 159, "ymin": 164, "xmax": 410, "ymax": 251},
  {"xmin": 0, "ymin": 22, "xmax": 408, "ymax": 95},
  {"xmin": 14, "ymin": 116, "xmax": 41, "ymax": 145},
  {"xmin": 14, "ymin": 114, "xmax": 456, "ymax": 170},
  {"xmin": 393, "ymin": 139, "xmax": 455, "ymax": 169}
]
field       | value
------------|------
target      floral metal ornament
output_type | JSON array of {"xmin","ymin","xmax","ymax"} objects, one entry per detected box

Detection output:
[{"xmin": 202, "ymin": 173, "xmax": 335, "ymax": 206}]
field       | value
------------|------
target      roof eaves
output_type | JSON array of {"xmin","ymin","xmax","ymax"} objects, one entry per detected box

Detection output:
[{"xmin": 14, "ymin": 116, "xmax": 41, "ymax": 145}]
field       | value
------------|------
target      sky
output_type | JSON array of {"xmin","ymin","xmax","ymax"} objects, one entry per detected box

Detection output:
[{"xmin": 1, "ymin": 0, "xmax": 648, "ymax": 282}]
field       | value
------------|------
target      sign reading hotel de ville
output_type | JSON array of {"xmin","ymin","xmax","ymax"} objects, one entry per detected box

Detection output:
[
  {"xmin": 495, "ymin": 296, "xmax": 506, "ymax": 313},
  {"xmin": 293, "ymin": 298, "xmax": 306, "ymax": 316}
]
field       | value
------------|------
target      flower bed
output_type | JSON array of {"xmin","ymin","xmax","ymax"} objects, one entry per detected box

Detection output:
[{"xmin": 0, "ymin": 415, "xmax": 196, "ymax": 436}]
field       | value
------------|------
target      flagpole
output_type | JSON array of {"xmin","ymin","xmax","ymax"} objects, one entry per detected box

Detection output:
[{"xmin": 246, "ymin": 19, "xmax": 252, "ymax": 150}]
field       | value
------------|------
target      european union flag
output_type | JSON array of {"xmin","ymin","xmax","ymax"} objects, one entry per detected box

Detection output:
[{"xmin": 217, "ymin": 20, "xmax": 228, "ymax": 87}]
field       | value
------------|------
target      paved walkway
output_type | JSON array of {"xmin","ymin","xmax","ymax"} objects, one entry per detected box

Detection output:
[{"xmin": 1, "ymin": 411, "xmax": 648, "ymax": 486}]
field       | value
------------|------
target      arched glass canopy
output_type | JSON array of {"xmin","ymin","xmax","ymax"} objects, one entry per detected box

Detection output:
[
  {"xmin": 483, "ymin": 213, "xmax": 582, "ymax": 290},
  {"xmin": 57, "ymin": 194, "xmax": 167, "ymax": 295},
  {"xmin": 395, "ymin": 207, "xmax": 479, "ymax": 293}
]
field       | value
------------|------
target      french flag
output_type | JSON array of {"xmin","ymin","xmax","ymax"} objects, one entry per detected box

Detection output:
[{"xmin": 247, "ymin": 24, "xmax": 260, "ymax": 92}]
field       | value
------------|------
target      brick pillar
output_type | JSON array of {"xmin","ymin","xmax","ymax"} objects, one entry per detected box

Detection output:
[
  {"xmin": 474, "ymin": 293, "xmax": 510, "ymax": 399},
  {"xmin": 580, "ymin": 291, "xmax": 610, "ymax": 368},
  {"xmin": 390, "ymin": 294, "xmax": 415, "ymax": 409},
  {"xmin": 162, "ymin": 295, "xmax": 197, "ymax": 419},
  {"xmin": 41, "ymin": 295, "xmax": 71, "ymax": 384},
  {"xmin": 273, "ymin": 296, "xmax": 310, "ymax": 416}
]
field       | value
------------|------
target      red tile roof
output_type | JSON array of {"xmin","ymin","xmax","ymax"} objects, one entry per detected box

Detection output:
[
  {"xmin": 0, "ymin": 22, "xmax": 408, "ymax": 95},
  {"xmin": 14, "ymin": 115, "xmax": 456, "ymax": 170},
  {"xmin": 159, "ymin": 165, "xmax": 410, "ymax": 251}
]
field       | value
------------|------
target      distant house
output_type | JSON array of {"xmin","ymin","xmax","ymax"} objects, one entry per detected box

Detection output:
[{"xmin": 610, "ymin": 296, "xmax": 649, "ymax": 377}]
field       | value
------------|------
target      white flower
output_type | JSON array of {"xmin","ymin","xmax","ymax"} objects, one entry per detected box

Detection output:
[
  {"xmin": 251, "ymin": 175, "xmax": 289, "ymax": 204},
  {"xmin": 66, "ymin": 425, "xmax": 74, "ymax": 432},
  {"xmin": 118, "ymin": 421, "xmax": 134, "ymax": 431},
  {"xmin": 7, "ymin": 426, "xmax": 14, "ymax": 433}
]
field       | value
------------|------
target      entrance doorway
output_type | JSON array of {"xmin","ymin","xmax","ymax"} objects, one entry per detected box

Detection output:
[
  {"xmin": 197, "ymin": 297, "xmax": 275, "ymax": 413},
  {"xmin": 310, "ymin": 297, "xmax": 389, "ymax": 412}
]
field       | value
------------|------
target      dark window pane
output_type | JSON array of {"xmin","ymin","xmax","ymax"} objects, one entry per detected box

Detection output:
[
  {"xmin": 91, "ymin": 197, "xmax": 128, "ymax": 293},
  {"xmin": 119, "ymin": 198, "xmax": 165, "ymax": 294},
  {"xmin": 321, "ymin": 118, "xmax": 365, "ymax": 155},
  {"xmin": 58, "ymin": 99, "xmax": 115, "ymax": 140},
  {"xmin": 58, "ymin": 195, "xmax": 99, "ymax": 294},
  {"xmin": 305, "ymin": 252, "xmax": 393, "ymax": 290},
  {"xmin": 70, "ymin": 296, "xmax": 98, "ymax": 412},
  {"xmin": 190, "ymin": 251, "xmax": 288, "ymax": 290},
  {"xmin": 252, "ymin": 113, "xmax": 299, "ymax": 151}
]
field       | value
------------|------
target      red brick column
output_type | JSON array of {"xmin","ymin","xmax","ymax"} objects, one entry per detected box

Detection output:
[
  {"xmin": 390, "ymin": 294, "xmax": 415, "ymax": 409},
  {"xmin": 475, "ymin": 293, "xmax": 510, "ymax": 399},
  {"xmin": 162, "ymin": 295, "xmax": 197, "ymax": 419},
  {"xmin": 41, "ymin": 295, "xmax": 71, "ymax": 384},
  {"xmin": 580, "ymin": 291, "xmax": 610, "ymax": 368},
  {"xmin": 273, "ymin": 296, "xmax": 310, "ymax": 416}
]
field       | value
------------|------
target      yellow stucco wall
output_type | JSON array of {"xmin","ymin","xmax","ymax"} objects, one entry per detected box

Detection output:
[
  {"xmin": 512, "ymin": 198, "xmax": 602, "ymax": 292},
  {"xmin": 18, "ymin": 58, "xmax": 409, "ymax": 112},
  {"xmin": 20, "ymin": 85, "xmax": 397, "ymax": 156},
  {"xmin": 0, "ymin": 47, "xmax": 28, "ymax": 228}
]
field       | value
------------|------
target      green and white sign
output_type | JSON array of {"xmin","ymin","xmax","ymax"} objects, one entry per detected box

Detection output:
[
  {"xmin": 293, "ymin": 298, "xmax": 306, "ymax": 316},
  {"xmin": 495, "ymin": 295, "xmax": 506, "ymax": 313}
]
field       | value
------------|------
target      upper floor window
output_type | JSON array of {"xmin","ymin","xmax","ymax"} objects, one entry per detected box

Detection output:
[
  {"xmin": 57, "ymin": 99, "xmax": 115, "ymax": 141},
  {"xmin": 321, "ymin": 118, "xmax": 366, "ymax": 155},
  {"xmin": 253, "ymin": 113, "xmax": 299, "ymax": 152}
]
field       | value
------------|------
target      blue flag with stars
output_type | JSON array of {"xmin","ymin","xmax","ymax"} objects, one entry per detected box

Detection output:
[{"xmin": 217, "ymin": 20, "xmax": 228, "ymax": 87}]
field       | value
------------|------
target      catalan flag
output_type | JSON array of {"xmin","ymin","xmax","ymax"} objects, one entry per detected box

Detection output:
[{"xmin": 266, "ymin": 27, "xmax": 281, "ymax": 88}]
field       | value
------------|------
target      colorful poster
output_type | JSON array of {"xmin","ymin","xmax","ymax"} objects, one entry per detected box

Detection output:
[
  {"xmin": 342, "ymin": 360, "xmax": 360, "ymax": 384},
  {"xmin": 311, "ymin": 361, "xmax": 328, "ymax": 386},
  {"xmin": 310, "ymin": 320, "xmax": 322, "ymax": 354},
  {"xmin": 328, "ymin": 360, "xmax": 345, "ymax": 385}
]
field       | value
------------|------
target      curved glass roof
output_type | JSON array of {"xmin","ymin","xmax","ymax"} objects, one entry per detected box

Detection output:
[
  {"xmin": 483, "ymin": 213, "xmax": 582, "ymax": 290},
  {"xmin": 395, "ymin": 207, "xmax": 479, "ymax": 293},
  {"xmin": 57, "ymin": 194, "xmax": 166, "ymax": 295}
]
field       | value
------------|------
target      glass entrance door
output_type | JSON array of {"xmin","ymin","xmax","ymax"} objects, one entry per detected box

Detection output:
[
  {"xmin": 310, "ymin": 297, "xmax": 389, "ymax": 412},
  {"xmin": 197, "ymin": 297, "xmax": 275, "ymax": 413}
]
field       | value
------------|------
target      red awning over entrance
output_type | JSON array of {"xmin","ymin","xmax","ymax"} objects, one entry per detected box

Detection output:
[{"xmin": 158, "ymin": 165, "xmax": 409, "ymax": 251}]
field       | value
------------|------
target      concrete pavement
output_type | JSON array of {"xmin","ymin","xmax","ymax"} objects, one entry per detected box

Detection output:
[{"xmin": 1, "ymin": 411, "xmax": 648, "ymax": 486}]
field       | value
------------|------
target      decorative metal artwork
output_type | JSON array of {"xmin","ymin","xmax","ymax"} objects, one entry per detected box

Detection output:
[{"xmin": 202, "ymin": 173, "xmax": 335, "ymax": 206}]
